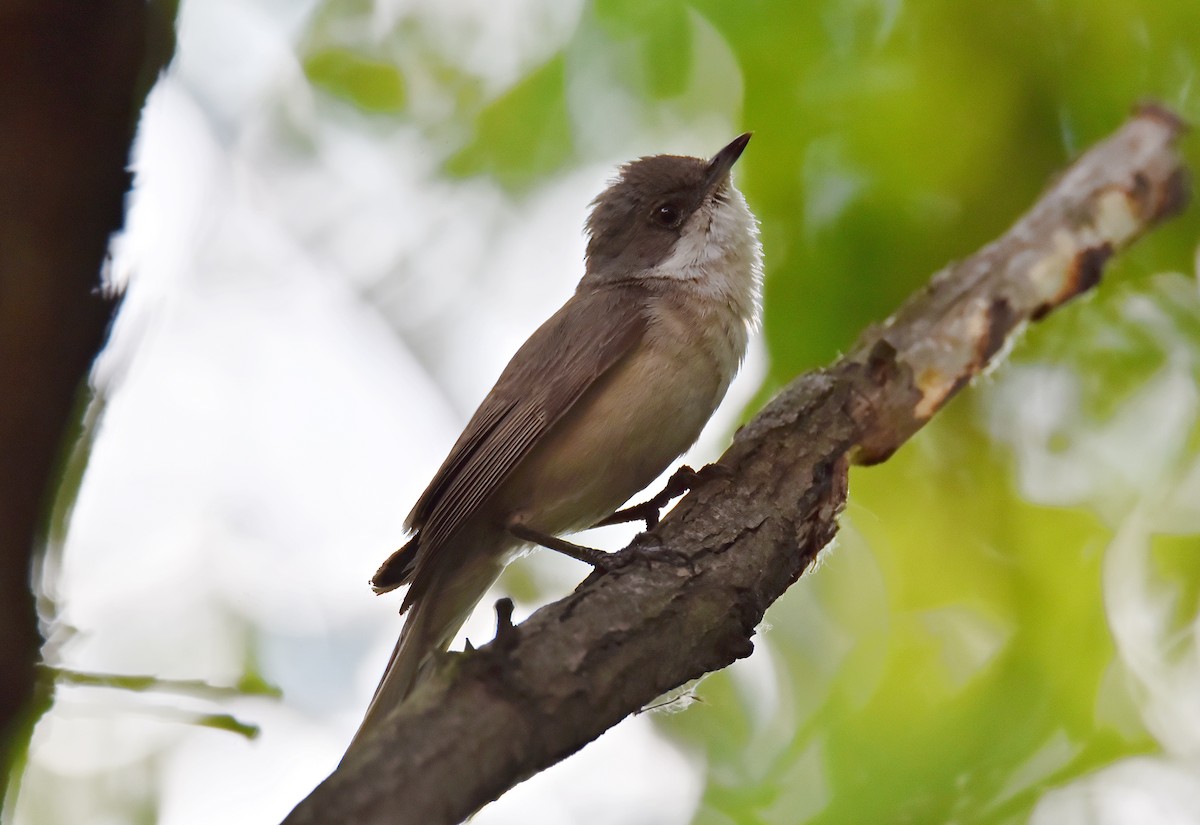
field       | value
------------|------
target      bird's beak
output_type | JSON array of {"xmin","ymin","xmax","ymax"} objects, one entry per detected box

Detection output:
[{"xmin": 704, "ymin": 132, "xmax": 752, "ymax": 192}]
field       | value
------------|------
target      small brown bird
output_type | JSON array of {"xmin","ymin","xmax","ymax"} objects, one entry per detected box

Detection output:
[{"xmin": 349, "ymin": 133, "xmax": 762, "ymax": 751}]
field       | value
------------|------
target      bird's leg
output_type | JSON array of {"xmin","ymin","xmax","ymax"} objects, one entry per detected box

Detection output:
[
  {"xmin": 593, "ymin": 463, "xmax": 733, "ymax": 531},
  {"xmin": 508, "ymin": 523, "xmax": 618, "ymax": 571},
  {"xmin": 508, "ymin": 459, "xmax": 734, "ymax": 573}
]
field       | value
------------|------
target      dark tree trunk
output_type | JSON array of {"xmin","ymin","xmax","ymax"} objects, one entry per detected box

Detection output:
[{"xmin": 0, "ymin": 0, "xmax": 174, "ymax": 794}]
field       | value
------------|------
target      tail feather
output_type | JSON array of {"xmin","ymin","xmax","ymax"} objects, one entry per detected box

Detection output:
[
  {"xmin": 371, "ymin": 535, "xmax": 420, "ymax": 595},
  {"xmin": 343, "ymin": 534, "xmax": 506, "ymax": 758},
  {"xmin": 343, "ymin": 600, "xmax": 440, "ymax": 756}
]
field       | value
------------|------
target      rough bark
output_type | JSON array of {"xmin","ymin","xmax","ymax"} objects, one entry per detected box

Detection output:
[
  {"xmin": 284, "ymin": 106, "xmax": 1190, "ymax": 825},
  {"xmin": 0, "ymin": 0, "xmax": 174, "ymax": 791}
]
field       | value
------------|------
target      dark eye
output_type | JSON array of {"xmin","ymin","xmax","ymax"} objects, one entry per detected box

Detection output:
[{"xmin": 650, "ymin": 203, "xmax": 683, "ymax": 228}]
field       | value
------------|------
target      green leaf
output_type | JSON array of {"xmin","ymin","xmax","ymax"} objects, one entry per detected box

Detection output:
[
  {"xmin": 304, "ymin": 47, "xmax": 406, "ymax": 113},
  {"xmin": 444, "ymin": 55, "xmax": 573, "ymax": 191}
]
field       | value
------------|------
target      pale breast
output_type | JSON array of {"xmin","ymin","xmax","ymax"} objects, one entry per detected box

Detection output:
[{"xmin": 497, "ymin": 293, "xmax": 748, "ymax": 536}]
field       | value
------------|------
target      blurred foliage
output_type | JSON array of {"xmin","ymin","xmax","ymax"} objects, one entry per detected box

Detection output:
[
  {"xmin": 304, "ymin": 48, "xmax": 406, "ymax": 113},
  {"xmin": 297, "ymin": 0, "xmax": 1200, "ymax": 821},
  {"xmin": 445, "ymin": 56, "xmax": 574, "ymax": 189}
]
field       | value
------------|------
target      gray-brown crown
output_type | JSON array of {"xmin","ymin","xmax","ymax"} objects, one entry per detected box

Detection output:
[{"xmin": 584, "ymin": 134, "xmax": 750, "ymax": 279}]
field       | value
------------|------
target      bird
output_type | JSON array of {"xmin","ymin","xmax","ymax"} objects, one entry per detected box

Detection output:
[{"xmin": 347, "ymin": 133, "xmax": 762, "ymax": 753}]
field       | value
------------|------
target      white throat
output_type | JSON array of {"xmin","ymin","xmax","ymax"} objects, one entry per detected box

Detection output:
[{"xmin": 652, "ymin": 185, "xmax": 763, "ymax": 325}]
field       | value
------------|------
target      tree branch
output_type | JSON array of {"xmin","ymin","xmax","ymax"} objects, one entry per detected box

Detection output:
[{"xmin": 283, "ymin": 105, "xmax": 1190, "ymax": 825}]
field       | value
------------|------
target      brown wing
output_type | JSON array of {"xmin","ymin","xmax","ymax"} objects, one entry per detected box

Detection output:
[{"xmin": 407, "ymin": 283, "xmax": 648, "ymax": 553}]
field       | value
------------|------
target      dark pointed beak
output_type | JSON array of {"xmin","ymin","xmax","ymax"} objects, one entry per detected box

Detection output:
[{"xmin": 704, "ymin": 132, "xmax": 751, "ymax": 191}]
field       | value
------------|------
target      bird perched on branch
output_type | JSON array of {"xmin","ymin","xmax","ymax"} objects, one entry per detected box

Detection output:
[{"xmin": 348, "ymin": 133, "xmax": 763, "ymax": 753}]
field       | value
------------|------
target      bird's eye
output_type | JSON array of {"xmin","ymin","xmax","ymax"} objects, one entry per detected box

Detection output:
[{"xmin": 651, "ymin": 203, "xmax": 683, "ymax": 228}]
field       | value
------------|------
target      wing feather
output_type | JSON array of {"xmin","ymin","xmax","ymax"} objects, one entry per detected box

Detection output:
[
  {"xmin": 405, "ymin": 397, "xmax": 512, "ymax": 531},
  {"xmin": 406, "ymin": 284, "xmax": 648, "ymax": 559}
]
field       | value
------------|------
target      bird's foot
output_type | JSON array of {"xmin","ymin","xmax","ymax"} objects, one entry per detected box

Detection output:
[{"xmin": 593, "ymin": 463, "xmax": 733, "ymax": 531}]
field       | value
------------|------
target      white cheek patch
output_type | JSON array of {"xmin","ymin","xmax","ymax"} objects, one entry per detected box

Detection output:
[
  {"xmin": 659, "ymin": 218, "xmax": 711, "ymax": 272},
  {"xmin": 658, "ymin": 192, "xmax": 759, "ymax": 270},
  {"xmin": 651, "ymin": 188, "xmax": 764, "ymax": 314}
]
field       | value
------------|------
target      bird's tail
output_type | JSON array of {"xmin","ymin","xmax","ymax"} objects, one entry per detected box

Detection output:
[{"xmin": 343, "ymin": 530, "xmax": 505, "ymax": 758}]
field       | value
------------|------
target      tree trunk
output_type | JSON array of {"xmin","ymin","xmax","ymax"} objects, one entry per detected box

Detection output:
[{"xmin": 0, "ymin": 0, "xmax": 174, "ymax": 794}]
